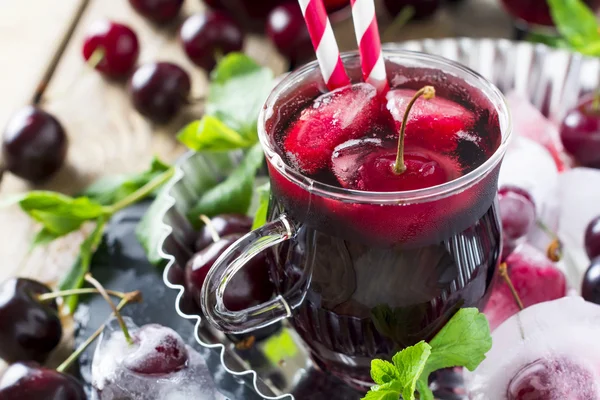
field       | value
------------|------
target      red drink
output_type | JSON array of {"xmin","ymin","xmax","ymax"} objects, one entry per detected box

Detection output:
[{"xmin": 201, "ymin": 51, "xmax": 511, "ymax": 390}]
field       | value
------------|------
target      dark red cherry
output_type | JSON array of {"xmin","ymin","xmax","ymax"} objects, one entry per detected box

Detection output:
[
  {"xmin": 560, "ymin": 96, "xmax": 600, "ymax": 169},
  {"xmin": 180, "ymin": 11, "xmax": 244, "ymax": 71},
  {"xmin": 498, "ymin": 186, "xmax": 536, "ymax": 259},
  {"xmin": 195, "ymin": 213, "xmax": 252, "ymax": 251},
  {"xmin": 266, "ymin": 2, "xmax": 313, "ymax": 63},
  {"xmin": 128, "ymin": 62, "xmax": 191, "ymax": 124},
  {"xmin": 2, "ymin": 106, "xmax": 68, "ymax": 183},
  {"xmin": 202, "ymin": 0, "xmax": 225, "ymax": 9},
  {"xmin": 383, "ymin": 0, "xmax": 441, "ymax": 20},
  {"xmin": 582, "ymin": 257, "xmax": 600, "ymax": 305},
  {"xmin": 0, "ymin": 362, "xmax": 86, "ymax": 400},
  {"xmin": 0, "ymin": 278, "xmax": 62, "ymax": 364},
  {"xmin": 129, "ymin": 0, "xmax": 184, "ymax": 23},
  {"xmin": 185, "ymin": 234, "xmax": 275, "ymax": 312},
  {"xmin": 82, "ymin": 20, "xmax": 140, "ymax": 78},
  {"xmin": 124, "ymin": 324, "xmax": 188, "ymax": 374},
  {"xmin": 585, "ymin": 216, "xmax": 600, "ymax": 260}
]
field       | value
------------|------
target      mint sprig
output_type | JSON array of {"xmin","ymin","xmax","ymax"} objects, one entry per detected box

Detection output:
[{"xmin": 364, "ymin": 308, "xmax": 492, "ymax": 400}]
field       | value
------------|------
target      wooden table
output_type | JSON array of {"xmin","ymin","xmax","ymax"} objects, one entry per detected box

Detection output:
[{"xmin": 0, "ymin": 0, "xmax": 512, "ymax": 373}]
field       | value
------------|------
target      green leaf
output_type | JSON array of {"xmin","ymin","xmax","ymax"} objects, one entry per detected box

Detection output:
[
  {"xmin": 526, "ymin": 31, "xmax": 570, "ymax": 48},
  {"xmin": 263, "ymin": 328, "xmax": 299, "ymax": 366},
  {"xmin": 207, "ymin": 53, "xmax": 274, "ymax": 140},
  {"xmin": 30, "ymin": 228, "xmax": 61, "ymax": 250},
  {"xmin": 136, "ymin": 186, "xmax": 171, "ymax": 266},
  {"xmin": 187, "ymin": 144, "xmax": 264, "ymax": 224},
  {"xmin": 81, "ymin": 157, "xmax": 170, "ymax": 206},
  {"xmin": 425, "ymin": 308, "xmax": 492, "ymax": 373},
  {"xmin": 370, "ymin": 360, "xmax": 400, "ymax": 386},
  {"xmin": 10, "ymin": 192, "xmax": 106, "ymax": 236},
  {"xmin": 59, "ymin": 217, "xmax": 107, "ymax": 312},
  {"xmin": 415, "ymin": 379, "xmax": 434, "ymax": 400},
  {"xmin": 548, "ymin": 0, "xmax": 600, "ymax": 54},
  {"xmin": 362, "ymin": 381, "xmax": 402, "ymax": 400},
  {"xmin": 392, "ymin": 341, "xmax": 432, "ymax": 400},
  {"xmin": 251, "ymin": 182, "xmax": 270, "ymax": 230},
  {"xmin": 177, "ymin": 116, "xmax": 254, "ymax": 152}
]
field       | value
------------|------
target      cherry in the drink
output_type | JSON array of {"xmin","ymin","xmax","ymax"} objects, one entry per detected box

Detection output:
[{"xmin": 265, "ymin": 61, "xmax": 504, "ymax": 388}]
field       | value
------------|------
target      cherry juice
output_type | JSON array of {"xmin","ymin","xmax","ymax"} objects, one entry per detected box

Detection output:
[{"xmin": 262, "ymin": 57, "xmax": 505, "ymax": 389}]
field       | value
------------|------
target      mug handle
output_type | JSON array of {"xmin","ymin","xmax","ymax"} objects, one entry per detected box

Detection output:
[{"xmin": 201, "ymin": 214, "xmax": 305, "ymax": 334}]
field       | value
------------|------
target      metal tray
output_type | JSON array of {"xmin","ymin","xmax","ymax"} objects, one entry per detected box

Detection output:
[{"xmin": 157, "ymin": 38, "xmax": 600, "ymax": 399}]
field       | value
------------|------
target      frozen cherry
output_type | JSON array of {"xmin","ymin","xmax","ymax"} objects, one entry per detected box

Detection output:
[
  {"xmin": 383, "ymin": 0, "xmax": 440, "ymax": 19},
  {"xmin": 585, "ymin": 216, "xmax": 600, "ymax": 259},
  {"xmin": 185, "ymin": 234, "xmax": 275, "ymax": 312},
  {"xmin": 82, "ymin": 20, "xmax": 140, "ymax": 78},
  {"xmin": 129, "ymin": 0, "xmax": 184, "ymax": 23},
  {"xmin": 195, "ymin": 213, "xmax": 252, "ymax": 251},
  {"xmin": 560, "ymin": 96, "xmax": 600, "ymax": 169},
  {"xmin": 498, "ymin": 186, "xmax": 536, "ymax": 258},
  {"xmin": 266, "ymin": 2, "xmax": 312, "ymax": 63},
  {"xmin": 582, "ymin": 257, "xmax": 600, "ymax": 305},
  {"xmin": 128, "ymin": 62, "xmax": 191, "ymax": 123},
  {"xmin": 507, "ymin": 357, "xmax": 597, "ymax": 399},
  {"xmin": 0, "ymin": 362, "xmax": 86, "ymax": 400},
  {"xmin": 2, "ymin": 106, "xmax": 68, "ymax": 183},
  {"xmin": 124, "ymin": 324, "xmax": 188, "ymax": 374},
  {"xmin": 180, "ymin": 11, "xmax": 244, "ymax": 71},
  {"xmin": 0, "ymin": 278, "xmax": 62, "ymax": 363}
]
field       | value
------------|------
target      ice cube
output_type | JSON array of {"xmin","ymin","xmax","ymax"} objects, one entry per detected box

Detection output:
[
  {"xmin": 283, "ymin": 83, "xmax": 382, "ymax": 174},
  {"xmin": 92, "ymin": 317, "xmax": 224, "ymax": 400},
  {"xmin": 483, "ymin": 243, "xmax": 566, "ymax": 331},
  {"xmin": 558, "ymin": 167, "xmax": 600, "ymax": 283},
  {"xmin": 466, "ymin": 297, "xmax": 600, "ymax": 400},
  {"xmin": 385, "ymin": 88, "xmax": 475, "ymax": 153},
  {"xmin": 505, "ymin": 91, "xmax": 566, "ymax": 171}
]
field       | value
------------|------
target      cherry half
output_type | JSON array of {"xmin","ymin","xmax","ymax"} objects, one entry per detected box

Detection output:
[
  {"xmin": 0, "ymin": 278, "xmax": 62, "ymax": 364},
  {"xmin": 180, "ymin": 11, "xmax": 244, "ymax": 71},
  {"xmin": 129, "ymin": 0, "xmax": 184, "ymax": 23},
  {"xmin": 82, "ymin": 20, "xmax": 140, "ymax": 78},
  {"xmin": 185, "ymin": 234, "xmax": 275, "ymax": 312},
  {"xmin": 560, "ymin": 95, "xmax": 600, "ymax": 169},
  {"xmin": 124, "ymin": 324, "xmax": 189, "ymax": 374},
  {"xmin": 332, "ymin": 86, "xmax": 453, "ymax": 192},
  {"xmin": 0, "ymin": 362, "xmax": 86, "ymax": 400},
  {"xmin": 2, "ymin": 106, "xmax": 68, "ymax": 183},
  {"xmin": 195, "ymin": 213, "xmax": 252, "ymax": 251},
  {"xmin": 128, "ymin": 62, "xmax": 191, "ymax": 124},
  {"xmin": 585, "ymin": 216, "xmax": 600, "ymax": 260}
]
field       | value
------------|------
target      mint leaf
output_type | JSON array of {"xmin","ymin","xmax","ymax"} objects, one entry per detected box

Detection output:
[
  {"xmin": 392, "ymin": 341, "xmax": 431, "ymax": 400},
  {"xmin": 187, "ymin": 144, "xmax": 264, "ymax": 224},
  {"xmin": 371, "ymin": 359, "xmax": 400, "ymax": 385},
  {"xmin": 136, "ymin": 186, "xmax": 172, "ymax": 266},
  {"xmin": 362, "ymin": 380, "xmax": 402, "ymax": 400},
  {"xmin": 7, "ymin": 192, "xmax": 106, "ymax": 236},
  {"xmin": 31, "ymin": 228, "xmax": 61, "ymax": 250},
  {"xmin": 59, "ymin": 217, "xmax": 107, "ymax": 312},
  {"xmin": 416, "ymin": 379, "xmax": 434, "ymax": 400},
  {"xmin": 81, "ymin": 157, "xmax": 170, "ymax": 206},
  {"xmin": 207, "ymin": 53, "xmax": 274, "ymax": 140},
  {"xmin": 251, "ymin": 182, "xmax": 270, "ymax": 230},
  {"xmin": 548, "ymin": 0, "xmax": 600, "ymax": 54},
  {"xmin": 177, "ymin": 116, "xmax": 253, "ymax": 152}
]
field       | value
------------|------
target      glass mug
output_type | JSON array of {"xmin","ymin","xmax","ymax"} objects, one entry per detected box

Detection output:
[{"xmin": 202, "ymin": 50, "xmax": 511, "ymax": 390}]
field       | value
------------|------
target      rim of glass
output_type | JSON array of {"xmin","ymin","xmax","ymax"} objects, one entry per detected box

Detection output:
[{"xmin": 258, "ymin": 50, "xmax": 512, "ymax": 204}]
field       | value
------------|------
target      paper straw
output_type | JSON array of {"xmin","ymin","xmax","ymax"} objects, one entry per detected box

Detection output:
[
  {"xmin": 350, "ymin": 0, "xmax": 389, "ymax": 93},
  {"xmin": 298, "ymin": 0, "xmax": 351, "ymax": 90}
]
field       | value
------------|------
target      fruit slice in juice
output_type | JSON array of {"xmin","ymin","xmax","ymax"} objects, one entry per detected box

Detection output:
[{"xmin": 283, "ymin": 83, "xmax": 383, "ymax": 174}]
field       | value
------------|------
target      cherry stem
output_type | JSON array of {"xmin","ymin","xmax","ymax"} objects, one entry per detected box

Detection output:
[
  {"xmin": 55, "ymin": 290, "xmax": 142, "ymax": 373},
  {"xmin": 535, "ymin": 219, "xmax": 563, "ymax": 262},
  {"xmin": 105, "ymin": 167, "xmax": 174, "ymax": 215},
  {"xmin": 37, "ymin": 288, "xmax": 129, "ymax": 303},
  {"xmin": 498, "ymin": 262, "xmax": 524, "ymax": 311},
  {"xmin": 199, "ymin": 214, "xmax": 220, "ymax": 243},
  {"xmin": 84, "ymin": 273, "xmax": 133, "ymax": 345},
  {"xmin": 87, "ymin": 47, "xmax": 106, "ymax": 70},
  {"xmin": 593, "ymin": 88, "xmax": 600, "ymax": 112},
  {"xmin": 393, "ymin": 85, "xmax": 436, "ymax": 175}
]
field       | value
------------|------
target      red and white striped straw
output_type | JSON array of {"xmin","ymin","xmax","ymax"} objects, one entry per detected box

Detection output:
[
  {"xmin": 298, "ymin": 0, "xmax": 350, "ymax": 90},
  {"xmin": 349, "ymin": 0, "xmax": 388, "ymax": 94}
]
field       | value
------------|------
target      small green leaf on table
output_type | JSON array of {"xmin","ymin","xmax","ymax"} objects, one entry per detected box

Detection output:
[
  {"xmin": 135, "ymin": 186, "xmax": 172, "ymax": 266},
  {"xmin": 206, "ymin": 53, "xmax": 274, "ymax": 141},
  {"xmin": 251, "ymin": 182, "xmax": 270, "ymax": 230},
  {"xmin": 81, "ymin": 157, "xmax": 170, "ymax": 206},
  {"xmin": 187, "ymin": 143, "xmax": 265, "ymax": 225},
  {"xmin": 548, "ymin": 0, "xmax": 600, "ymax": 55},
  {"xmin": 177, "ymin": 116, "xmax": 254, "ymax": 152},
  {"xmin": 59, "ymin": 216, "xmax": 107, "ymax": 312}
]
